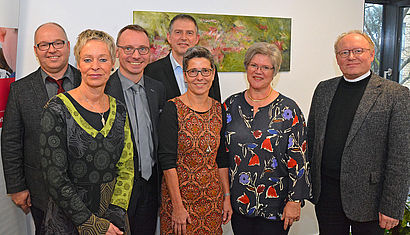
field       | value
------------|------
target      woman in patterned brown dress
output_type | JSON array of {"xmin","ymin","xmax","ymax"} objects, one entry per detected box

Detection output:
[{"xmin": 158, "ymin": 46, "xmax": 232, "ymax": 235}]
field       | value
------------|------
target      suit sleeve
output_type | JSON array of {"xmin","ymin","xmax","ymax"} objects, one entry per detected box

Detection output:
[
  {"xmin": 307, "ymin": 84, "xmax": 320, "ymax": 164},
  {"xmin": 1, "ymin": 83, "xmax": 27, "ymax": 194},
  {"xmin": 379, "ymin": 86, "xmax": 410, "ymax": 219}
]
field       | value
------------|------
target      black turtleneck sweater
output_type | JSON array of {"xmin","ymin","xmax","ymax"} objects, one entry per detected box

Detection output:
[{"xmin": 321, "ymin": 75, "xmax": 371, "ymax": 183}]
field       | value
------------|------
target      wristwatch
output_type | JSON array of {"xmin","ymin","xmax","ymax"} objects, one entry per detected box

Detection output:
[{"xmin": 289, "ymin": 199, "xmax": 305, "ymax": 207}]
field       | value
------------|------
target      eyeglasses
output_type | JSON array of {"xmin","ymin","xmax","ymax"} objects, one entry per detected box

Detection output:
[
  {"xmin": 117, "ymin": 45, "xmax": 150, "ymax": 55},
  {"xmin": 337, "ymin": 48, "xmax": 370, "ymax": 58},
  {"xmin": 36, "ymin": 40, "xmax": 66, "ymax": 51},
  {"xmin": 248, "ymin": 63, "xmax": 274, "ymax": 72},
  {"xmin": 185, "ymin": 68, "xmax": 213, "ymax": 77}
]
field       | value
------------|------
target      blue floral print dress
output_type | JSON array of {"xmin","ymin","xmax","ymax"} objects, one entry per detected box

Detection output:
[{"xmin": 224, "ymin": 91, "xmax": 311, "ymax": 220}]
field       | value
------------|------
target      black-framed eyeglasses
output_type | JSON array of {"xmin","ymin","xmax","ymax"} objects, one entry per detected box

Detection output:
[
  {"xmin": 36, "ymin": 40, "xmax": 66, "ymax": 51},
  {"xmin": 185, "ymin": 68, "xmax": 213, "ymax": 77},
  {"xmin": 117, "ymin": 45, "xmax": 150, "ymax": 55},
  {"xmin": 337, "ymin": 48, "xmax": 371, "ymax": 58},
  {"xmin": 248, "ymin": 63, "xmax": 274, "ymax": 72}
]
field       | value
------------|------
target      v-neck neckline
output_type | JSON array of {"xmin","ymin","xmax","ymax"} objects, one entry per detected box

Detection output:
[{"xmin": 57, "ymin": 93, "xmax": 116, "ymax": 138}]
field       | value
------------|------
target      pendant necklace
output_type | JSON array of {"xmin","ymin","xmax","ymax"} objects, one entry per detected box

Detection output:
[
  {"xmin": 186, "ymin": 96, "xmax": 212, "ymax": 153},
  {"xmin": 82, "ymin": 94, "xmax": 106, "ymax": 126},
  {"xmin": 247, "ymin": 88, "xmax": 272, "ymax": 102}
]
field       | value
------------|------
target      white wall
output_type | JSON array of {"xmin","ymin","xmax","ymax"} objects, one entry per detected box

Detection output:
[
  {"xmin": 11, "ymin": 0, "xmax": 365, "ymax": 234},
  {"xmin": 0, "ymin": 0, "xmax": 36, "ymax": 234}
]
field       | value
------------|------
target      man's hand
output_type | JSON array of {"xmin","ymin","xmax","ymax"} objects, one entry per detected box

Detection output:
[
  {"xmin": 379, "ymin": 212, "xmax": 399, "ymax": 230},
  {"xmin": 10, "ymin": 190, "xmax": 31, "ymax": 214},
  {"xmin": 281, "ymin": 201, "xmax": 301, "ymax": 230}
]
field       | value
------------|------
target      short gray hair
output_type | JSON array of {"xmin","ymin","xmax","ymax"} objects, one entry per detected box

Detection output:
[
  {"xmin": 244, "ymin": 42, "xmax": 282, "ymax": 77},
  {"xmin": 183, "ymin": 46, "xmax": 215, "ymax": 71},
  {"xmin": 334, "ymin": 30, "xmax": 375, "ymax": 54},
  {"xmin": 169, "ymin": 14, "xmax": 198, "ymax": 34}
]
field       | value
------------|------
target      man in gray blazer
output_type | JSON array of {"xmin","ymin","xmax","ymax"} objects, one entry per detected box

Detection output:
[
  {"xmin": 1, "ymin": 22, "xmax": 81, "ymax": 234},
  {"xmin": 144, "ymin": 14, "xmax": 221, "ymax": 101},
  {"xmin": 105, "ymin": 24, "xmax": 166, "ymax": 235},
  {"xmin": 308, "ymin": 30, "xmax": 409, "ymax": 234}
]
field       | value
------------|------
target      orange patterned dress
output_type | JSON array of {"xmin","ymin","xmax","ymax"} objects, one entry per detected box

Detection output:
[{"xmin": 160, "ymin": 98, "xmax": 224, "ymax": 235}]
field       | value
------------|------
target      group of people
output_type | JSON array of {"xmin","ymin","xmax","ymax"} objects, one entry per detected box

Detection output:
[{"xmin": 1, "ymin": 13, "xmax": 408, "ymax": 235}]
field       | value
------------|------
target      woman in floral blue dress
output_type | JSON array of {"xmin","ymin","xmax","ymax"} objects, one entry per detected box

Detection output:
[{"xmin": 224, "ymin": 42, "xmax": 311, "ymax": 235}]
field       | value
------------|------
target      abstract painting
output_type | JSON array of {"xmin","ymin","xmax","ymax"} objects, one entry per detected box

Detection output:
[{"xmin": 134, "ymin": 11, "xmax": 291, "ymax": 72}]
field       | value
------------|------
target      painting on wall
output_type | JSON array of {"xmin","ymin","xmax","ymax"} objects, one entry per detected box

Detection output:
[
  {"xmin": 0, "ymin": 27, "xmax": 18, "ymax": 128},
  {"xmin": 133, "ymin": 11, "xmax": 291, "ymax": 72}
]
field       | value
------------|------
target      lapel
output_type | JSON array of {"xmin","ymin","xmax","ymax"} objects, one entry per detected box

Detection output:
[
  {"xmin": 31, "ymin": 65, "xmax": 82, "ymax": 108},
  {"xmin": 144, "ymin": 76, "xmax": 156, "ymax": 119},
  {"xmin": 344, "ymin": 74, "xmax": 382, "ymax": 148},
  {"xmin": 144, "ymin": 75, "xmax": 159, "ymax": 148},
  {"xmin": 164, "ymin": 53, "xmax": 182, "ymax": 98},
  {"xmin": 316, "ymin": 77, "xmax": 341, "ymax": 143},
  {"xmin": 105, "ymin": 70, "xmax": 126, "ymax": 104},
  {"xmin": 30, "ymin": 68, "xmax": 50, "ymax": 108},
  {"xmin": 70, "ymin": 64, "xmax": 82, "ymax": 88}
]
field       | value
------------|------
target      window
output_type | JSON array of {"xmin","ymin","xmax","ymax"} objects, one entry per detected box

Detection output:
[
  {"xmin": 399, "ymin": 7, "xmax": 410, "ymax": 87},
  {"xmin": 364, "ymin": 0, "xmax": 410, "ymax": 89},
  {"xmin": 364, "ymin": 3, "xmax": 383, "ymax": 75}
]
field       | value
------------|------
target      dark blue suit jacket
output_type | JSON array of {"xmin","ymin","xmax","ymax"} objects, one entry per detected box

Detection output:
[{"xmin": 105, "ymin": 70, "xmax": 166, "ymax": 215}]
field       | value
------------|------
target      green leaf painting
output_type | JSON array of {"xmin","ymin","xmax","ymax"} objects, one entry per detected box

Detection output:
[{"xmin": 133, "ymin": 11, "xmax": 291, "ymax": 72}]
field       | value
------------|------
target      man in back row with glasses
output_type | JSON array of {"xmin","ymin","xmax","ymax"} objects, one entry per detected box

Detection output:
[
  {"xmin": 1, "ymin": 22, "xmax": 81, "ymax": 234},
  {"xmin": 145, "ymin": 14, "xmax": 221, "ymax": 101}
]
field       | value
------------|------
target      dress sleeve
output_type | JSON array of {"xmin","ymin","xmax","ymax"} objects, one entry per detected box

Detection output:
[
  {"xmin": 285, "ymin": 104, "xmax": 311, "ymax": 201},
  {"xmin": 216, "ymin": 104, "xmax": 229, "ymax": 168},
  {"xmin": 158, "ymin": 101, "xmax": 178, "ymax": 170},
  {"xmin": 40, "ymin": 100, "xmax": 110, "ymax": 233},
  {"xmin": 110, "ymin": 115, "xmax": 134, "ymax": 209}
]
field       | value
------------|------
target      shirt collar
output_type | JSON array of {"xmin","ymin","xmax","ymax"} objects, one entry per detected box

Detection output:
[
  {"xmin": 41, "ymin": 66, "xmax": 74, "ymax": 83},
  {"xmin": 118, "ymin": 70, "xmax": 145, "ymax": 91},
  {"xmin": 169, "ymin": 51, "xmax": 182, "ymax": 72},
  {"xmin": 343, "ymin": 70, "xmax": 371, "ymax": 83}
]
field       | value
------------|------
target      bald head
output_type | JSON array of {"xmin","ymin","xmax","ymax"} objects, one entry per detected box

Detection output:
[
  {"xmin": 34, "ymin": 22, "xmax": 68, "ymax": 45},
  {"xmin": 33, "ymin": 22, "xmax": 70, "ymax": 78}
]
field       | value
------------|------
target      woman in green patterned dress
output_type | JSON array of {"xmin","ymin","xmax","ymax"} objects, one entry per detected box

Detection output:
[{"xmin": 40, "ymin": 29, "xmax": 133, "ymax": 235}]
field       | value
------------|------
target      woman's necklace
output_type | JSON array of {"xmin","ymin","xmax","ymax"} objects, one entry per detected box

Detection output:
[
  {"xmin": 82, "ymin": 94, "xmax": 106, "ymax": 126},
  {"xmin": 186, "ymin": 95, "xmax": 212, "ymax": 153},
  {"xmin": 247, "ymin": 88, "xmax": 273, "ymax": 102}
]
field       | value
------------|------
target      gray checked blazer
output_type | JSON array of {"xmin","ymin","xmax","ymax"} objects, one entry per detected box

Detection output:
[
  {"xmin": 1, "ymin": 65, "xmax": 81, "ymax": 211},
  {"xmin": 308, "ymin": 72, "xmax": 410, "ymax": 221}
]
